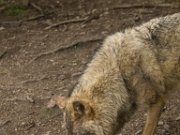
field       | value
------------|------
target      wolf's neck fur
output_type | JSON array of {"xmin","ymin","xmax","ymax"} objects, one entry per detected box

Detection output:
[{"xmin": 72, "ymin": 32, "xmax": 124, "ymax": 94}]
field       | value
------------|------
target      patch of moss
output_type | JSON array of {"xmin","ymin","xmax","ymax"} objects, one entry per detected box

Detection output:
[
  {"xmin": 4, "ymin": 6, "xmax": 27, "ymax": 16},
  {"xmin": 0, "ymin": 0, "xmax": 4, "ymax": 5}
]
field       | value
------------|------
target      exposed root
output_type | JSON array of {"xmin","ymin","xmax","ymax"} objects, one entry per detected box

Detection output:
[
  {"xmin": 45, "ymin": 12, "xmax": 100, "ymax": 29},
  {"xmin": 30, "ymin": 2, "xmax": 44, "ymax": 14},
  {"xmin": 44, "ymin": 18, "xmax": 87, "ymax": 30},
  {"xmin": 31, "ymin": 36, "xmax": 103, "ymax": 62},
  {"xmin": 112, "ymin": 3, "xmax": 180, "ymax": 10}
]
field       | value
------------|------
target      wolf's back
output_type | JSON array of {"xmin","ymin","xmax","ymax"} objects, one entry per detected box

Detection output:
[{"xmin": 138, "ymin": 12, "xmax": 180, "ymax": 48}]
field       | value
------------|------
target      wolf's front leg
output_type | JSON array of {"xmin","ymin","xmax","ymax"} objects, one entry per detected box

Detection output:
[{"xmin": 142, "ymin": 97, "xmax": 165, "ymax": 135}]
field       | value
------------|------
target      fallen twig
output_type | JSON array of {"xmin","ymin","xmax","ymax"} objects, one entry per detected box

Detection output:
[
  {"xmin": 41, "ymin": 112, "xmax": 61, "ymax": 124},
  {"xmin": 112, "ymin": 3, "xmax": 180, "ymax": 10},
  {"xmin": 0, "ymin": 120, "xmax": 11, "ymax": 128},
  {"xmin": 45, "ymin": 18, "xmax": 87, "ymax": 30},
  {"xmin": 26, "ymin": 14, "xmax": 44, "ymax": 21},
  {"xmin": 22, "ymin": 75, "xmax": 48, "ymax": 84},
  {"xmin": 0, "ymin": 6, "xmax": 6, "ymax": 13},
  {"xmin": 45, "ymin": 11, "xmax": 101, "ymax": 29},
  {"xmin": 175, "ymin": 115, "xmax": 180, "ymax": 121},
  {"xmin": 24, "ymin": 11, "xmax": 54, "ymax": 21},
  {"xmin": 6, "ymin": 95, "xmax": 35, "ymax": 103},
  {"xmin": 83, "ymin": 13, "xmax": 100, "ymax": 23},
  {"xmin": 71, "ymin": 72, "xmax": 82, "ymax": 78},
  {"xmin": 30, "ymin": 2, "xmax": 44, "ymax": 14},
  {"xmin": 31, "ymin": 36, "xmax": 103, "ymax": 62},
  {"xmin": 0, "ymin": 50, "xmax": 7, "ymax": 60}
]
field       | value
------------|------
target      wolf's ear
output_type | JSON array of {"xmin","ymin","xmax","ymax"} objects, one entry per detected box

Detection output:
[
  {"xmin": 73, "ymin": 101, "xmax": 85, "ymax": 116},
  {"xmin": 72, "ymin": 100, "xmax": 94, "ymax": 119}
]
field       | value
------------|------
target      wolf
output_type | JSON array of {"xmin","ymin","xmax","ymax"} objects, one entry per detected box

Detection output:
[{"xmin": 53, "ymin": 13, "xmax": 180, "ymax": 135}]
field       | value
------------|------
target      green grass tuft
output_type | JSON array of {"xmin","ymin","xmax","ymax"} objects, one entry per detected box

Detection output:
[
  {"xmin": 0, "ymin": 0, "xmax": 4, "ymax": 4},
  {"xmin": 4, "ymin": 6, "xmax": 27, "ymax": 16}
]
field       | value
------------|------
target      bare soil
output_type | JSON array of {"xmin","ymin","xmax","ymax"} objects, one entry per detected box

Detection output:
[{"xmin": 0, "ymin": 0, "xmax": 180, "ymax": 135}]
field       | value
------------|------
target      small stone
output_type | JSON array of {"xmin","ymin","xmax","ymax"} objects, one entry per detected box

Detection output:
[
  {"xmin": 21, "ymin": 122, "xmax": 26, "ymax": 126},
  {"xmin": 0, "ymin": 27, "xmax": 5, "ymax": 31},
  {"xmin": 103, "ymin": 11, "xmax": 109, "ymax": 15},
  {"xmin": 26, "ymin": 95, "xmax": 35, "ymax": 103},
  {"xmin": 92, "ymin": 9, "xmax": 97, "ymax": 14},
  {"xmin": 158, "ymin": 121, "xmax": 164, "ymax": 125}
]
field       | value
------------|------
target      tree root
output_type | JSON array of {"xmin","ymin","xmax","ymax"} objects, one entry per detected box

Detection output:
[
  {"xmin": 31, "ymin": 36, "xmax": 103, "ymax": 62},
  {"xmin": 112, "ymin": 3, "xmax": 180, "ymax": 10}
]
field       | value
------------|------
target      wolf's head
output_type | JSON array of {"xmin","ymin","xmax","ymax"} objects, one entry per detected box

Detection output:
[
  {"xmin": 56, "ymin": 96, "xmax": 104, "ymax": 135},
  {"xmin": 53, "ymin": 68, "xmax": 133, "ymax": 135}
]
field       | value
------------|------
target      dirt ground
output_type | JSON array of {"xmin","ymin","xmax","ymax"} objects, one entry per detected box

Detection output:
[{"xmin": 0, "ymin": 0, "xmax": 180, "ymax": 135}]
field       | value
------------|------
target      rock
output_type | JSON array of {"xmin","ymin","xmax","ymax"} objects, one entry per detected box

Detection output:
[
  {"xmin": 158, "ymin": 121, "xmax": 164, "ymax": 125},
  {"xmin": 0, "ymin": 27, "xmax": 5, "ymax": 31}
]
